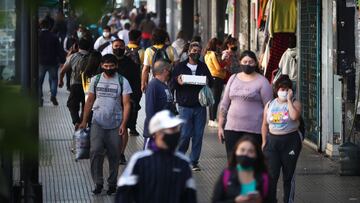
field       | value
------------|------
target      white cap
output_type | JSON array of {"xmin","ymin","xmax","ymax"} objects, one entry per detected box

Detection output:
[{"xmin": 149, "ymin": 110, "xmax": 184, "ymax": 134}]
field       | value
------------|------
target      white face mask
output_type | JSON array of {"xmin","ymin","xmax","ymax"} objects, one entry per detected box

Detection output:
[
  {"xmin": 277, "ymin": 90, "xmax": 288, "ymax": 101},
  {"xmin": 103, "ymin": 32, "xmax": 110, "ymax": 38}
]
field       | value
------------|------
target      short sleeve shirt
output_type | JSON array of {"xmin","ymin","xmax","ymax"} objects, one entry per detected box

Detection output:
[
  {"xmin": 143, "ymin": 44, "xmax": 179, "ymax": 66},
  {"xmin": 89, "ymin": 73, "xmax": 132, "ymax": 129}
]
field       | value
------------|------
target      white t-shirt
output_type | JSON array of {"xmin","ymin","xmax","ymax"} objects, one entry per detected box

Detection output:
[
  {"xmin": 187, "ymin": 63, "xmax": 198, "ymax": 75},
  {"xmin": 118, "ymin": 29, "xmax": 130, "ymax": 45},
  {"xmin": 93, "ymin": 36, "xmax": 116, "ymax": 51},
  {"xmin": 89, "ymin": 73, "xmax": 132, "ymax": 129}
]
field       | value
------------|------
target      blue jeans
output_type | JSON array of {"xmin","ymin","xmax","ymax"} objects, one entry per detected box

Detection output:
[
  {"xmin": 178, "ymin": 106, "xmax": 206, "ymax": 165},
  {"xmin": 39, "ymin": 64, "xmax": 58, "ymax": 100}
]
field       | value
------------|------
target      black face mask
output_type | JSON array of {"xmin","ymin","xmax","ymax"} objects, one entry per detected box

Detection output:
[
  {"xmin": 163, "ymin": 132, "xmax": 181, "ymax": 152},
  {"xmin": 240, "ymin": 65, "xmax": 256, "ymax": 74},
  {"xmin": 102, "ymin": 68, "xmax": 117, "ymax": 76},
  {"xmin": 231, "ymin": 46, "xmax": 238, "ymax": 51},
  {"xmin": 189, "ymin": 53, "xmax": 200, "ymax": 63},
  {"xmin": 236, "ymin": 155, "xmax": 257, "ymax": 169},
  {"xmin": 113, "ymin": 48, "xmax": 125, "ymax": 57}
]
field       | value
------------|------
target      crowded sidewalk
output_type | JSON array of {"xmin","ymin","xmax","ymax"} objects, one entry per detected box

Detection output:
[{"xmin": 39, "ymin": 76, "xmax": 360, "ymax": 203}]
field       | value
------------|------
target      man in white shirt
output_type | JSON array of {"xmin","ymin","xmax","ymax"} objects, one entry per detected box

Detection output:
[
  {"xmin": 118, "ymin": 23, "xmax": 130, "ymax": 45},
  {"xmin": 94, "ymin": 26, "xmax": 116, "ymax": 54}
]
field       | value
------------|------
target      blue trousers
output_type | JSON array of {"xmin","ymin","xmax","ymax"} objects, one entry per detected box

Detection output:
[
  {"xmin": 178, "ymin": 106, "xmax": 206, "ymax": 165},
  {"xmin": 39, "ymin": 64, "xmax": 58, "ymax": 100}
]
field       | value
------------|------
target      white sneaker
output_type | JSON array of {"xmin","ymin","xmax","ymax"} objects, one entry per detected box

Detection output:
[{"xmin": 212, "ymin": 121, "xmax": 218, "ymax": 128}]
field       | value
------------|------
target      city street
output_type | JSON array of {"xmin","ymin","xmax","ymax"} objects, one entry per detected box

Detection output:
[{"xmin": 39, "ymin": 77, "xmax": 360, "ymax": 203}]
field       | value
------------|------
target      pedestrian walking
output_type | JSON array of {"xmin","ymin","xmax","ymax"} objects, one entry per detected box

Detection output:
[
  {"xmin": 204, "ymin": 38, "xmax": 226, "ymax": 128},
  {"xmin": 262, "ymin": 75, "xmax": 302, "ymax": 203},
  {"xmin": 112, "ymin": 38, "xmax": 142, "ymax": 164},
  {"xmin": 118, "ymin": 23, "xmax": 130, "ymax": 45},
  {"xmin": 94, "ymin": 26, "xmax": 116, "ymax": 54},
  {"xmin": 125, "ymin": 29, "xmax": 145, "ymax": 66},
  {"xmin": 115, "ymin": 110, "xmax": 197, "ymax": 203},
  {"xmin": 139, "ymin": 13, "xmax": 156, "ymax": 49},
  {"xmin": 38, "ymin": 19, "xmax": 65, "ymax": 106},
  {"xmin": 171, "ymin": 30, "xmax": 186, "ymax": 56},
  {"xmin": 212, "ymin": 136, "xmax": 269, "ymax": 203},
  {"xmin": 143, "ymin": 60, "xmax": 176, "ymax": 148},
  {"xmin": 222, "ymin": 36, "xmax": 241, "ymax": 75},
  {"xmin": 218, "ymin": 50, "xmax": 273, "ymax": 160},
  {"xmin": 59, "ymin": 38, "xmax": 92, "ymax": 130},
  {"xmin": 170, "ymin": 41, "xmax": 213, "ymax": 171},
  {"xmin": 78, "ymin": 54, "xmax": 132, "ymax": 195},
  {"xmin": 141, "ymin": 28, "xmax": 179, "ymax": 92}
]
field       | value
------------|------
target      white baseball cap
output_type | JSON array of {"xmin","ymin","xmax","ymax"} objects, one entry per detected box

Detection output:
[{"xmin": 149, "ymin": 110, "xmax": 184, "ymax": 134}]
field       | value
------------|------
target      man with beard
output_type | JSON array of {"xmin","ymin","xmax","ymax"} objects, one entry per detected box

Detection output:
[
  {"xmin": 115, "ymin": 110, "xmax": 197, "ymax": 203},
  {"xmin": 79, "ymin": 54, "xmax": 132, "ymax": 195},
  {"xmin": 112, "ymin": 38, "xmax": 142, "ymax": 164}
]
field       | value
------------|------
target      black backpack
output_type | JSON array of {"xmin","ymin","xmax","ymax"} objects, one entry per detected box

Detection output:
[
  {"xmin": 72, "ymin": 52, "xmax": 90, "ymax": 83},
  {"xmin": 125, "ymin": 46, "xmax": 141, "ymax": 65},
  {"xmin": 151, "ymin": 45, "xmax": 170, "ymax": 66}
]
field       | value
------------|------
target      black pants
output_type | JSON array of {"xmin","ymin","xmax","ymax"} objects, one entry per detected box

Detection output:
[
  {"xmin": 264, "ymin": 131, "xmax": 302, "ymax": 203},
  {"xmin": 127, "ymin": 99, "xmax": 141, "ymax": 130},
  {"xmin": 67, "ymin": 84, "xmax": 85, "ymax": 125},
  {"xmin": 209, "ymin": 77, "xmax": 224, "ymax": 121},
  {"xmin": 66, "ymin": 69, "xmax": 71, "ymax": 89},
  {"xmin": 224, "ymin": 130, "xmax": 262, "ymax": 160}
]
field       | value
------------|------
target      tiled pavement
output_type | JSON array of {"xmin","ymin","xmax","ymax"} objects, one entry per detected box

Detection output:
[{"xmin": 39, "ymin": 80, "xmax": 360, "ymax": 203}]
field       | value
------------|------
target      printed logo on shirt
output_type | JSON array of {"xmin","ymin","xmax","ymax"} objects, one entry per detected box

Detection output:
[
  {"xmin": 269, "ymin": 106, "xmax": 289, "ymax": 128},
  {"xmin": 96, "ymin": 82, "xmax": 119, "ymax": 98},
  {"xmin": 289, "ymin": 150, "xmax": 295, "ymax": 155}
]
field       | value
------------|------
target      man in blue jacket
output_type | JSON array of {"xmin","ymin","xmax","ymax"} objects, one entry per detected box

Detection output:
[
  {"xmin": 170, "ymin": 42, "xmax": 213, "ymax": 171},
  {"xmin": 115, "ymin": 110, "xmax": 197, "ymax": 203}
]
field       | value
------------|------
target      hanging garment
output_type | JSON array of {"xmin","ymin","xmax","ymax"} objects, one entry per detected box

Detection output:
[
  {"xmin": 258, "ymin": 0, "xmax": 269, "ymax": 29},
  {"xmin": 265, "ymin": 33, "xmax": 294, "ymax": 82},
  {"xmin": 269, "ymin": 0, "xmax": 297, "ymax": 37}
]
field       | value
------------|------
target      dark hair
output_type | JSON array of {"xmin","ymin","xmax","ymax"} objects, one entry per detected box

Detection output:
[
  {"xmin": 112, "ymin": 38, "xmax": 125, "ymax": 45},
  {"xmin": 124, "ymin": 23, "xmax": 131, "ymax": 30},
  {"xmin": 101, "ymin": 54, "xmax": 118, "ymax": 64},
  {"xmin": 274, "ymin": 75, "xmax": 293, "ymax": 97},
  {"xmin": 180, "ymin": 42, "xmax": 190, "ymax": 57},
  {"xmin": 78, "ymin": 38, "xmax": 91, "ymax": 51},
  {"xmin": 223, "ymin": 35, "xmax": 238, "ymax": 50},
  {"xmin": 84, "ymin": 51, "xmax": 102, "ymax": 79},
  {"xmin": 102, "ymin": 26, "xmax": 111, "ymax": 32},
  {"xmin": 204, "ymin": 37, "xmax": 222, "ymax": 53},
  {"xmin": 152, "ymin": 28, "xmax": 168, "ymax": 45},
  {"xmin": 288, "ymin": 34, "xmax": 296, "ymax": 48},
  {"xmin": 239, "ymin": 50, "xmax": 260, "ymax": 73},
  {"xmin": 128, "ymin": 29, "xmax": 142, "ymax": 41},
  {"xmin": 228, "ymin": 136, "xmax": 267, "ymax": 175},
  {"xmin": 191, "ymin": 35, "xmax": 202, "ymax": 44},
  {"xmin": 176, "ymin": 30, "xmax": 184, "ymax": 39},
  {"xmin": 40, "ymin": 19, "xmax": 50, "ymax": 29}
]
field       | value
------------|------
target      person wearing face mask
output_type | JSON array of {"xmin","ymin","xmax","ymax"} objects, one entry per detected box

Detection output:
[
  {"xmin": 115, "ymin": 110, "xmax": 197, "ymax": 203},
  {"xmin": 93, "ymin": 26, "xmax": 116, "ymax": 54},
  {"xmin": 59, "ymin": 38, "xmax": 92, "ymax": 130},
  {"xmin": 204, "ymin": 38, "xmax": 226, "ymax": 128},
  {"xmin": 78, "ymin": 54, "xmax": 132, "ymax": 195},
  {"xmin": 143, "ymin": 61, "xmax": 176, "ymax": 149},
  {"xmin": 222, "ymin": 36, "xmax": 241, "ymax": 75},
  {"xmin": 212, "ymin": 136, "xmax": 269, "ymax": 203},
  {"xmin": 261, "ymin": 75, "xmax": 302, "ymax": 203},
  {"xmin": 170, "ymin": 42, "xmax": 213, "ymax": 171},
  {"xmin": 218, "ymin": 50, "xmax": 273, "ymax": 160},
  {"xmin": 111, "ymin": 38, "xmax": 142, "ymax": 164}
]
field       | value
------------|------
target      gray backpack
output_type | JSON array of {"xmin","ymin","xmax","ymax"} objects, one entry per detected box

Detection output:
[{"xmin": 198, "ymin": 85, "xmax": 214, "ymax": 107}]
